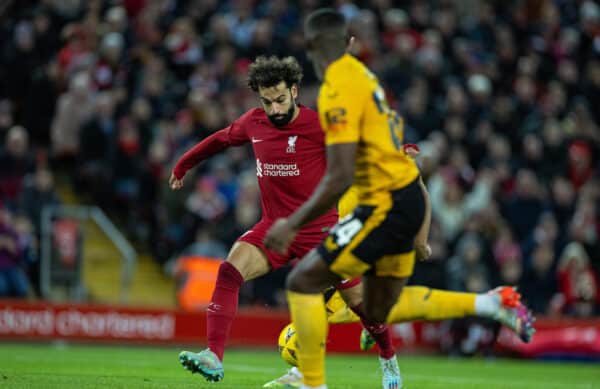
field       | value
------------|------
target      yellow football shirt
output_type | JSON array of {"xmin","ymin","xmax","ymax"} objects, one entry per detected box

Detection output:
[{"xmin": 318, "ymin": 54, "xmax": 419, "ymax": 206}]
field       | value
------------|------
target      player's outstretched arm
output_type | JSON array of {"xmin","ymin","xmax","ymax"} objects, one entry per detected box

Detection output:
[
  {"xmin": 170, "ymin": 128, "xmax": 239, "ymax": 190},
  {"xmin": 415, "ymin": 176, "xmax": 432, "ymax": 261}
]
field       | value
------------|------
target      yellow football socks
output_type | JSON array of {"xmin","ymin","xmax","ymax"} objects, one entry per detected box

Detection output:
[
  {"xmin": 325, "ymin": 291, "xmax": 360, "ymax": 324},
  {"xmin": 287, "ymin": 291, "xmax": 328, "ymax": 387},
  {"xmin": 327, "ymin": 305, "xmax": 360, "ymax": 324},
  {"xmin": 324, "ymin": 286, "xmax": 478, "ymax": 324},
  {"xmin": 386, "ymin": 286, "xmax": 476, "ymax": 322}
]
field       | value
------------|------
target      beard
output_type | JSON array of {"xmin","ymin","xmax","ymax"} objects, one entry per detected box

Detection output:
[{"xmin": 267, "ymin": 97, "xmax": 296, "ymax": 127}]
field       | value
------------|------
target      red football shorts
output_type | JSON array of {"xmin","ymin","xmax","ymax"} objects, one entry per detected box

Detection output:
[
  {"xmin": 238, "ymin": 219, "xmax": 360, "ymax": 290},
  {"xmin": 238, "ymin": 218, "xmax": 328, "ymax": 270}
]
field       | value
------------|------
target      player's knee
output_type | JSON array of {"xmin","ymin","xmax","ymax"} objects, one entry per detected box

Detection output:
[
  {"xmin": 286, "ymin": 250, "xmax": 331, "ymax": 293},
  {"xmin": 285, "ymin": 267, "xmax": 308, "ymax": 292},
  {"xmin": 285, "ymin": 264, "xmax": 323, "ymax": 293},
  {"xmin": 339, "ymin": 285, "xmax": 362, "ymax": 307},
  {"xmin": 364, "ymin": 303, "xmax": 391, "ymax": 324},
  {"xmin": 226, "ymin": 243, "xmax": 271, "ymax": 281}
]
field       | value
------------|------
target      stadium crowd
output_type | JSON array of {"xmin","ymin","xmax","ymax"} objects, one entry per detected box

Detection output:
[{"xmin": 0, "ymin": 0, "xmax": 598, "ymax": 319}]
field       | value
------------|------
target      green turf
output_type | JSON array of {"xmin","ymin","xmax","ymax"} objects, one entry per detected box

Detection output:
[{"xmin": 0, "ymin": 343, "xmax": 598, "ymax": 388}]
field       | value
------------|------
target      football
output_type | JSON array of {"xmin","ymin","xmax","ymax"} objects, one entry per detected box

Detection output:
[{"xmin": 277, "ymin": 323, "xmax": 299, "ymax": 367}]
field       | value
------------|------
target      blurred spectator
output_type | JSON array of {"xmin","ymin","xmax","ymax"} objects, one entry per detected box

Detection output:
[
  {"xmin": 0, "ymin": 206, "xmax": 30, "ymax": 298},
  {"xmin": 18, "ymin": 169, "xmax": 61, "ymax": 231},
  {"xmin": 3, "ymin": 20, "xmax": 42, "ymax": 115},
  {"xmin": 493, "ymin": 225, "xmax": 523, "ymax": 287},
  {"xmin": 522, "ymin": 211, "xmax": 562, "ymax": 261},
  {"xmin": 234, "ymin": 169, "xmax": 261, "ymax": 230},
  {"xmin": 22, "ymin": 61, "xmax": 60, "ymax": 147},
  {"xmin": 429, "ymin": 167, "xmax": 493, "ymax": 241},
  {"xmin": 93, "ymin": 32, "xmax": 128, "ymax": 90},
  {"xmin": 521, "ymin": 242, "xmax": 558, "ymax": 314},
  {"xmin": 177, "ymin": 226, "xmax": 228, "ymax": 260},
  {"xmin": 56, "ymin": 23, "xmax": 94, "ymax": 82},
  {"xmin": 50, "ymin": 71, "xmax": 95, "ymax": 163},
  {"xmin": 185, "ymin": 176, "xmax": 227, "ymax": 225},
  {"xmin": 567, "ymin": 139, "xmax": 594, "ymax": 191},
  {"xmin": 402, "ymin": 83, "xmax": 440, "ymax": 141},
  {"xmin": 111, "ymin": 116, "xmax": 144, "ymax": 213},
  {"xmin": 442, "ymin": 231, "xmax": 499, "ymax": 357},
  {"xmin": 447, "ymin": 233, "xmax": 490, "ymax": 292},
  {"xmin": 557, "ymin": 242, "xmax": 600, "ymax": 317},
  {"xmin": 0, "ymin": 100, "xmax": 14, "ymax": 136},
  {"xmin": 77, "ymin": 92, "xmax": 116, "ymax": 204},
  {"xmin": 209, "ymin": 157, "xmax": 238, "ymax": 211},
  {"xmin": 13, "ymin": 215, "xmax": 38, "ymax": 296},
  {"xmin": 550, "ymin": 176, "xmax": 576, "ymax": 229},
  {"xmin": 501, "ymin": 169, "xmax": 545, "ymax": 239},
  {"xmin": 568, "ymin": 195, "xmax": 600, "ymax": 263},
  {"xmin": 540, "ymin": 119, "xmax": 568, "ymax": 177},
  {"xmin": 440, "ymin": 315, "xmax": 500, "ymax": 357},
  {"xmin": 482, "ymin": 134, "xmax": 514, "ymax": 194},
  {"xmin": 164, "ymin": 17, "xmax": 203, "ymax": 80},
  {"xmin": 0, "ymin": 126, "xmax": 35, "ymax": 205}
]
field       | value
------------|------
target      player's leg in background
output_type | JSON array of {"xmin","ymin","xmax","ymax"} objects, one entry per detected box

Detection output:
[
  {"xmin": 327, "ymin": 285, "xmax": 534, "ymax": 345},
  {"xmin": 328, "ymin": 283, "xmax": 535, "ymax": 347},
  {"xmin": 384, "ymin": 285, "xmax": 535, "ymax": 342},
  {"xmin": 286, "ymin": 249, "xmax": 342, "ymax": 389},
  {"xmin": 179, "ymin": 241, "xmax": 271, "ymax": 382},
  {"xmin": 337, "ymin": 281, "xmax": 395, "ymax": 358},
  {"xmin": 362, "ymin": 274, "xmax": 409, "ymax": 389}
]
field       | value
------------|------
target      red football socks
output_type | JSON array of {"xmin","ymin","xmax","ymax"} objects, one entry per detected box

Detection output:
[
  {"xmin": 206, "ymin": 261, "xmax": 244, "ymax": 361},
  {"xmin": 351, "ymin": 303, "xmax": 396, "ymax": 359}
]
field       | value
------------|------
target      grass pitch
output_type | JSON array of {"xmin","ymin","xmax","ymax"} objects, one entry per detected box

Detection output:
[{"xmin": 0, "ymin": 343, "xmax": 598, "ymax": 388}]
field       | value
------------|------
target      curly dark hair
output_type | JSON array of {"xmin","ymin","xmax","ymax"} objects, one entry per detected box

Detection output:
[{"xmin": 247, "ymin": 56, "xmax": 303, "ymax": 92}]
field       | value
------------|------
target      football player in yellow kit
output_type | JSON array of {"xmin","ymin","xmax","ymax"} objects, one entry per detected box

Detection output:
[
  {"xmin": 264, "ymin": 9, "xmax": 534, "ymax": 389},
  {"xmin": 263, "ymin": 186, "xmax": 529, "ymax": 389}
]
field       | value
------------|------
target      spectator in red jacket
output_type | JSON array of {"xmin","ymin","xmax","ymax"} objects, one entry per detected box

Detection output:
[{"xmin": 557, "ymin": 242, "xmax": 599, "ymax": 317}]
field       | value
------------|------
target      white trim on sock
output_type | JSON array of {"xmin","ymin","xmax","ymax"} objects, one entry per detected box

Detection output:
[
  {"xmin": 475, "ymin": 294, "xmax": 499, "ymax": 317},
  {"xmin": 290, "ymin": 367, "xmax": 302, "ymax": 378},
  {"xmin": 379, "ymin": 354, "xmax": 397, "ymax": 362}
]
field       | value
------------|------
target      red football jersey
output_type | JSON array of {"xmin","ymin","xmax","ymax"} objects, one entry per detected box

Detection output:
[
  {"xmin": 230, "ymin": 106, "xmax": 338, "ymax": 231},
  {"xmin": 174, "ymin": 105, "xmax": 338, "ymax": 232}
]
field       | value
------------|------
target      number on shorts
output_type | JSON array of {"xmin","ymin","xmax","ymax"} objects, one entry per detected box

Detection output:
[{"xmin": 334, "ymin": 218, "xmax": 363, "ymax": 246}]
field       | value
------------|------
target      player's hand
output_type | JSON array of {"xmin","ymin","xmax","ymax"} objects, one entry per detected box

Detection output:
[
  {"xmin": 346, "ymin": 36, "xmax": 356, "ymax": 52},
  {"xmin": 403, "ymin": 143, "xmax": 420, "ymax": 158},
  {"xmin": 415, "ymin": 242, "xmax": 432, "ymax": 261},
  {"xmin": 169, "ymin": 173, "xmax": 184, "ymax": 190},
  {"xmin": 264, "ymin": 218, "xmax": 297, "ymax": 254}
]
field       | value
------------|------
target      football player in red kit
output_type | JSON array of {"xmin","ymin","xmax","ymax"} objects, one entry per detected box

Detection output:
[{"xmin": 170, "ymin": 56, "xmax": 398, "ymax": 384}]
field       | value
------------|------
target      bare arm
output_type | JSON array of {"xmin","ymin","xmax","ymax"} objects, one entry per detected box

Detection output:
[
  {"xmin": 402, "ymin": 144, "xmax": 431, "ymax": 260},
  {"xmin": 414, "ymin": 176, "xmax": 432, "ymax": 260},
  {"xmin": 170, "ymin": 129, "xmax": 235, "ymax": 189}
]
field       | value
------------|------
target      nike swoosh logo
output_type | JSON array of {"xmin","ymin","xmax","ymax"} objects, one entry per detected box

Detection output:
[{"xmin": 251, "ymin": 138, "xmax": 263, "ymax": 143}]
